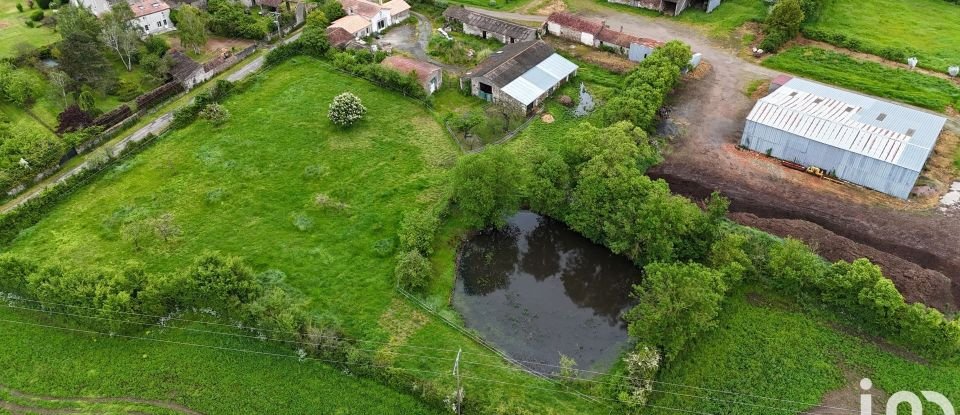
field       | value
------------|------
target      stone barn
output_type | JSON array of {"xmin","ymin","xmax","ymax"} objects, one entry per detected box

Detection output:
[
  {"xmin": 595, "ymin": 27, "xmax": 662, "ymax": 61},
  {"xmin": 442, "ymin": 6, "xmax": 538, "ymax": 44},
  {"xmin": 545, "ymin": 12, "xmax": 603, "ymax": 46},
  {"xmin": 463, "ymin": 40, "xmax": 577, "ymax": 113},
  {"xmin": 381, "ymin": 55, "xmax": 443, "ymax": 95}
]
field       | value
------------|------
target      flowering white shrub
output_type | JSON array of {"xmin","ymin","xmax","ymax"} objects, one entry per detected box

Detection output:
[
  {"xmin": 617, "ymin": 345, "xmax": 661, "ymax": 408},
  {"xmin": 199, "ymin": 103, "xmax": 230, "ymax": 126},
  {"xmin": 328, "ymin": 92, "xmax": 367, "ymax": 127}
]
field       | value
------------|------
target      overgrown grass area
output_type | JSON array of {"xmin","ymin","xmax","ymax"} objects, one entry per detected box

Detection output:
[
  {"xmin": 805, "ymin": 0, "xmax": 960, "ymax": 73},
  {"xmin": 0, "ymin": 0, "xmax": 59, "ymax": 58},
  {"xmin": 762, "ymin": 47, "xmax": 960, "ymax": 112},
  {"xmin": 1, "ymin": 56, "xmax": 614, "ymax": 415},
  {"xmin": 0, "ymin": 307, "xmax": 444, "ymax": 415},
  {"xmin": 652, "ymin": 291, "xmax": 960, "ymax": 415}
]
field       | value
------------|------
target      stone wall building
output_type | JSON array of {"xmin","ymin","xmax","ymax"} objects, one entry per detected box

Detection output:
[
  {"xmin": 464, "ymin": 40, "xmax": 577, "ymax": 113},
  {"xmin": 442, "ymin": 6, "xmax": 538, "ymax": 44}
]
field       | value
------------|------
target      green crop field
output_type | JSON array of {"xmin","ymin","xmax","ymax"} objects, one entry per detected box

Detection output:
[
  {"xmin": 805, "ymin": 0, "xmax": 960, "ymax": 73},
  {"xmin": 0, "ymin": 0, "xmax": 59, "ymax": 58},
  {"xmin": 0, "ymin": 56, "xmax": 614, "ymax": 415},
  {"xmin": 762, "ymin": 47, "xmax": 960, "ymax": 112}
]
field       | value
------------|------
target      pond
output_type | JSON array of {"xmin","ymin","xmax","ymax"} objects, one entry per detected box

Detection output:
[{"xmin": 453, "ymin": 211, "xmax": 640, "ymax": 375}]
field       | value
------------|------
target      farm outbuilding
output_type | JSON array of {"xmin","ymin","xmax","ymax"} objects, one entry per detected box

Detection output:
[
  {"xmin": 740, "ymin": 78, "xmax": 947, "ymax": 199},
  {"xmin": 443, "ymin": 6, "xmax": 539, "ymax": 44},
  {"xmin": 381, "ymin": 55, "xmax": 443, "ymax": 95},
  {"xmin": 545, "ymin": 12, "xmax": 604, "ymax": 46},
  {"xmin": 464, "ymin": 40, "xmax": 577, "ymax": 113}
]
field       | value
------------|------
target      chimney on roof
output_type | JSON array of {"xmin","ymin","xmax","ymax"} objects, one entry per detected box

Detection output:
[{"xmin": 620, "ymin": 25, "xmax": 623, "ymax": 32}]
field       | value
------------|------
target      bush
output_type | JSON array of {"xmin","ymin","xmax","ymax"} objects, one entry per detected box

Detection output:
[
  {"xmin": 398, "ymin": 209, "xmax": 441, "ymax": 255},
  {"xmin": 55, "ymin": 105, "xmax": 93, "ymax": 134},
  {"xmin": 16, "ymin": 3, "xmax": 23, "ymax": 12},
  {"xmin": 394, "ymin": 250, "xmax": 431, "ymax": 291},
  {"xmin": 327, "ymin": 92, "xmax": 367, "ymax": 127},
  {"xmin": 451, "ymin": 146, "xmax": 524, "ymax": 228},
  {"xmin": 0, "ymin": 62, "xmax": 43, "ymax": 106},
  {"xmin": 626, "ymin": 262, "xmax": 727, "ymax": 361},
  {"xmin": 207, "ymin": 0, "xmax": 269, "ymax": 39},
  {"xmin": 616, "ymin": 346, "xmax": 661, "ymax": 408},
  {"xmin": 199, "ymin": 103, "xmax": 230, "ymax": 125},
  {"xmin": 36, "ymin": 0, "xmax": 49, "ymax": 9},
  {"xmin": 115, "ymin": 79, "xmax": 141, "ymax": 101},
  {"xmin": 29, "ymin": 9, "xmax": 43, "ymax": 21}
]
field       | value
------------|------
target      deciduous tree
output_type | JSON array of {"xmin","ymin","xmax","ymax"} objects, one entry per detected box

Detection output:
[
  {"xmin": 450, "ymin": 146, "xmax": 524, "ymax": 228},
  {"xmin": 625, "ymin": 262, "xmax": 727, "ymax": 361},
  {"xmin": 100, "ymin": 2, "xmax": 140, "ymax": 71},
  {"xmin": 176, "ymin": 5, "xmax": 207, "ymax": 55}
]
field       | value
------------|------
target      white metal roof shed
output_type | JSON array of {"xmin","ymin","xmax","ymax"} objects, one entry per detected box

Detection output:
[
  {"xmin": 500, "ymin": 53, "xmax": 577, "ymax": 106},
  {"xmin": 748, "ymin": 78, "xmax": 947, "ymax": 172}
]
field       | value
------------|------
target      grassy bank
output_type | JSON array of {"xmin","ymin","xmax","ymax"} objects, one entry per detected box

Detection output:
[
  {"xmin": 0, "ymin": 307, "xmax": 443, "ymax": 414},
  {"xmin": 652, "ymin": 291, "xmax": 960, "ymax": 415},
  {"xmin": 805, "ymin": 0, "xmax": 960, "ymax": 73},
  {"xmin": 762, "ymin": 47, "xmax": 960, "ymax": 112}
]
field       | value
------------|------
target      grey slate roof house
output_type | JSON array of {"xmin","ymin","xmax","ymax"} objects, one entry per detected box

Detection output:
[
  {"xmin": 442, "ymin": 6, "xmax": 538, "ymax": 44},
  {"xmin": 740, "ymin": 77, "xmax": 946, "ymax": 199},
  {"xmin": 463, "ymin": 40, "xmax": 577, "ymax": 113}
]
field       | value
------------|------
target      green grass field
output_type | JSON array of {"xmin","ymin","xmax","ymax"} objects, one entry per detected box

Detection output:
[
  {"xmin": 1, "ymin": 56, "xmax": 614, "ymax": 415},
  {"xmin": 762, "ymin": 47, "xmax": 960, "ymax": 112},
  {"xmin": 0, "ymin": 307, "xmax": 443, "ymax": 415},
  {"xmin": 0, "ymin": 0, "xmax": 59, "ymax": 58},
  {"xmin": 806, "ymin": 0, "xmax": 960, "ymax": 73},
  {"xmin": 652, "ymin": 291, "xmax": 960, "ymax": 415}
]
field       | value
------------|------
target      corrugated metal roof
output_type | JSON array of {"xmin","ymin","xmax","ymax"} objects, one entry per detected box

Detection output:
[
  {"xmin": 500, "ymin": 53, "xmax": 577, "ymax": 105},
  {"xmin": 747, "ymin": 78, "xmax": 946, "ymax": 172}
]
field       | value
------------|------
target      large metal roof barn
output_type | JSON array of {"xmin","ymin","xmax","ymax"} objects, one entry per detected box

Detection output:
[{"xmin": 740, "ymin": 77, "xmax": 946, "ymax": 199}]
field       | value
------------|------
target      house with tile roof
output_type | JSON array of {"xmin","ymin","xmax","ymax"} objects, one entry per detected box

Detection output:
[
  {"xmin": 381, "ymin": 55, "xmax": 443, "ymax": 95},
  {"xmin": 70, "ymin": 0, "xmax": 174, "ymax": 35},
  {"xmin": 329, "ymin": 0, "xmax": 410, "ymax": 38},
  {"xmin": 129, "ymin": 0, "xmax": 173, "ymax": 35}
]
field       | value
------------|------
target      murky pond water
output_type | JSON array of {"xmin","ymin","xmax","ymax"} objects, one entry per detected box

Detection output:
[{"xmin": 453, "ymin": 211, "xmax": 640, "ymax": 374}]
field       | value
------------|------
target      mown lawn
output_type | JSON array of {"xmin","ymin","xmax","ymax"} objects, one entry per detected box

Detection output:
[
  {"xmin": 762, "ymin": 47, "xmax": 960, "ymax": 112},
  {"xmin": 806, "ymin": 0, "xmax": 960, "ymax": 73},
  {"xmin": 0, "ymin": 0, "xmax": 59, "ymax": 58},
  {"xmin": 0, "ymin": 307, "xmax": 443, "ymax": 415},
  {"xmin": 652, "ymin": 291, "xmax": 960, "ymax": 415},
  {"xmin": 2, "ymin": 56, "xmax": 614, "ymax": 414}
]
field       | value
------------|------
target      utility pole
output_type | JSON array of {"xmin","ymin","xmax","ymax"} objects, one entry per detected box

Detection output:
[
  {"xmin": 452, "ymin": 348, "xmax": 463, "ymax": 415},
  {"xmin": 269, "ymin": 11, "xmax": 282, "ymax": 38}
]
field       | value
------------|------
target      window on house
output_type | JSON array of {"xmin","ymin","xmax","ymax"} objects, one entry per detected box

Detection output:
[
  {"xmin": 144, "ymin": 24, "xmax": 150, "ymax": 30},
  {"xmin": 813, "ymin": 98, "xmax": 823, "ymax": 103},
  {"xmin": 845, "ymin": 107, "xmax": 854, "ymax": 112},
  {"xmin": 906, "ymin": 128, "xmax": 916, "ymax": 136},
  {"xmin": 876, "ymin": 113, "xmax": 887, "ymax": 121}
]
